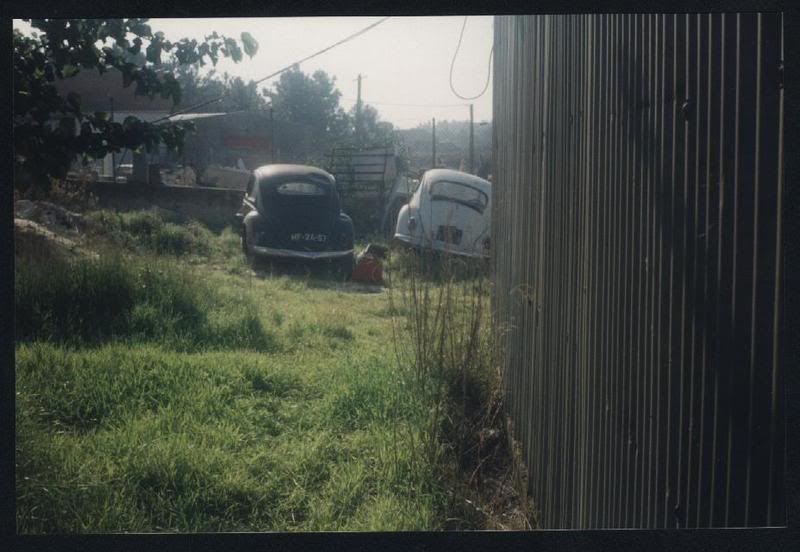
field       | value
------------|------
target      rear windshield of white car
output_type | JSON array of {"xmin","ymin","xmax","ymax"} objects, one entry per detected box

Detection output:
[
  {"xmin": 429, "ymin": 180, "xmax": 489, "ymax": 213},
  {"xmin": 274, "ymin": 181, "xmax": 328, "ymax": 196}
]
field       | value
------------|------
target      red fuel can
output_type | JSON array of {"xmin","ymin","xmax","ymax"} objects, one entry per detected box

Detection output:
[{"xmin": 350, "ymin": 244, "xmax": 388, "ymax": 285}]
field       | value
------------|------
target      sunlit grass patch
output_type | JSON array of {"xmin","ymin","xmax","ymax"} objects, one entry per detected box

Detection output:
[
  {"xmin": 15, "ymin": 209, "xmax": 506, "ymax": 533},
  {"xmin": 16, "ymin": 341, "xmax": 446, "ymax": 532}
]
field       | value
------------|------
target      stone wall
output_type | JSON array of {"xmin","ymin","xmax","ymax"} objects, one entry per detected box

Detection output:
[{"xmin": 87, "ymin": 180, "xmax": 244, "ymax": 228}]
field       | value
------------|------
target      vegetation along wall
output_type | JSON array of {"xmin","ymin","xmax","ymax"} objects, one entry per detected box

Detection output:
[{"xmin": 491, "ymin": 13, "xmax": 784, "ymax": 528}]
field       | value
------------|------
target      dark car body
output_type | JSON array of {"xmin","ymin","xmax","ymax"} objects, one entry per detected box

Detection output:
[{"xmin": 237, "ymin": 165, "xmax": 354, "ymax": 264}]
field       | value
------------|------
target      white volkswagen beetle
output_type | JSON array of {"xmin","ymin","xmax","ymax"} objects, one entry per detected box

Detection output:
[{"xmin": 393, "ymin": 169, "xmax": 491, "ymax": 258}]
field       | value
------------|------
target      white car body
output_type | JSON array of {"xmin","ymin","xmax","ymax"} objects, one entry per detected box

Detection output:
[{"xmin": 394, "ymin": 169, "xmax": 491, "ymax": 258}]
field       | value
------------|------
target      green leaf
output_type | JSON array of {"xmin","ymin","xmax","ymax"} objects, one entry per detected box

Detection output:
[
  {"xmin": 62, "ymin": 64, "xmax": 79, "ymax": 78},
  {"xmin": 146, "ymin": 41, "xmax": 161, "ymax": 65},
  {"xmin": 129, "ymin": 37, "xmax": 142, "ymax": 55},
  {"xmin": 128, "ymin": 20, "xmax": 152, "ymax": 38},
  {"xmin": 241, "ymin": 32, "xmax": 259, "ymax": 58}
]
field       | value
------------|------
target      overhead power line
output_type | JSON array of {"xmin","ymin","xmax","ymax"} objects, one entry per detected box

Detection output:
[
  {"xmin": 340, "ymin": 97, "xmax": 468, "ymax": 108},
  {"xmin": 252, "ymin": 18, "xmax": 389, "ymax": 87},
  {"xmin": 155, "ymin": 16, "xmax": 392, "ymax": 123},
  {"xmin": 449, "ymin": 16, "xmax": 493, "ymax": 101}
]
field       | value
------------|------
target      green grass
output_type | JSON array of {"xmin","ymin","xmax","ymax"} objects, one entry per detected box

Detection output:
[
  {"xmin": 15, "ymin": 253, "xmax": 275, "ymax": 352},
  {"xmin": 16, "ymin": 343, "xmax": 444, "ymax": 532},
  {"xmin": 83, "ymin": 208, "xmax": 241, "ymax": 263},
  {"xmin": 15, "ymin": 214, "xmax": 471, "ymax": 532}
]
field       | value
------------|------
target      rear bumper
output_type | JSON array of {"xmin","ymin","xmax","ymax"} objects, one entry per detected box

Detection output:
[
  {"xmin": 393, "ymin": 233, "xmax": 415, "ymax": 246},
  {"xmin": 393, "ymin": 233, "xmax": 488, "ymax": 259},
  {"xmin": 251, "ymin": 245, "xmax": 353, "ymax": 260}
]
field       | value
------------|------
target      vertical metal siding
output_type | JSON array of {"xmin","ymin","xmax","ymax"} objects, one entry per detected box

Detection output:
[{"xmin": 492, "ymin": 13, "xmax": 784, "ymax": 529}]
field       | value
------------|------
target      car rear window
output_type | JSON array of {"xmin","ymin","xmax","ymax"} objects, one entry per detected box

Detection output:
[
  {"xmin": 429, "ymin": 180, "xmax": 489, "ymax": 213},
  {"xmin": 274, "ymin": 181, "xmax": 328, "ymax": 196}
]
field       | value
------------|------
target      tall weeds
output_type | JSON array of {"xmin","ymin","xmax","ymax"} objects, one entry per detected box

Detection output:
[{"xmin": 387, "ymin": 246, "xmax": 532, "ymax": 528}]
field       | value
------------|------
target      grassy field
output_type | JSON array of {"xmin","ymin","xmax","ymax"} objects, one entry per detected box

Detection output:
[{"xmin": 15, "ymin": 208, "xmax": 517, "ymax": 533}]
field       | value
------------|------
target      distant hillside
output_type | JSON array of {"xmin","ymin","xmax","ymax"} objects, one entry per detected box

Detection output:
[{"xmin": 396, "ymin": 120, "xmax": 492, "ymax": 175}]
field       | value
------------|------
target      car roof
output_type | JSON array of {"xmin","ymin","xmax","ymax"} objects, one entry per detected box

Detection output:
[
  {"xmin": 254, "ymin": 164, "xmax": 335, "ymax": 183},
  {"xmin": 423, "ymin": 169, "xmax": 491, "ymax": 192}
]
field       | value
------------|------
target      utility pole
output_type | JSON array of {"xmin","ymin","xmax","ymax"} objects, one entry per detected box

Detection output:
[
  {"xmin": 469, "ymin": 103, "xmax": 475, "ymax": 174},
  {"xmin": 432, "ymin": 117, "xmax": 436, "ymax": 169},
  {"xmin": 110, "ymin": 96, "xmax": 116, "ymax": 182},
  {"xmin": 269, "ymin": 104, "xmax": 275, "ymax": 162},
  {"xmin": 355, "ymin": 74, "xmax": 364, "ymax": 148}
]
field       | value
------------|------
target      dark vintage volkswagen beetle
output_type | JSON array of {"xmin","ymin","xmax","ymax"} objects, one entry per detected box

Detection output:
[{"xmin": 237, "ymin": 164, "xmax": 355, "ymax": 270}]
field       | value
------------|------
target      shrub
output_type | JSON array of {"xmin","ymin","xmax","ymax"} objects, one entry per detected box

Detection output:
[
  {"xmin": 122, "ymin": 210, "xmax": 164, "ymax": 237},
  {"xmin": 151, "ymin": 223, "xmax": 197, "ymax": 256},
  {"xmin": 85, "ymin": 210, "xmax": 124, "ymax": 233},
  {"xmin": 86, "ymin": 209, "xmax": 230, "ymax": 259},
  {"xmin": 136, "ymin": 220, "xmax": 211, "ymax": 257},
  {"xmin": 184, "ymin": 221, "xmax": 214, "ymax": 256},
  {"xmin": 218, "ymin": 226, "xmax": 243, "ymax": 259}
]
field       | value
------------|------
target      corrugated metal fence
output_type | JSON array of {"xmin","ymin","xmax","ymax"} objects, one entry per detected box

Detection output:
[{"xmin": 491, "ymin": 13, "xmax": 784, "ymax": 528}]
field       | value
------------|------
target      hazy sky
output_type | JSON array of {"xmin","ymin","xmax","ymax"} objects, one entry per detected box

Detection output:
[
  {"xmin": 150, "ymin": 17, "xmax": 494, "ymax": 129},
  {"xmin": 14, "ymin": 17, "xmax": 494, "ymax": 129}
]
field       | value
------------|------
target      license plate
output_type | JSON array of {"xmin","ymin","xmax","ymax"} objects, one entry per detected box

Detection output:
[
  {"xmin": 290, "ymin": 233, "xmax": 327, "ymax": 243},
  {"xmin": 436, "ymin": 226, "xmax": 462, "ymax": 245}
]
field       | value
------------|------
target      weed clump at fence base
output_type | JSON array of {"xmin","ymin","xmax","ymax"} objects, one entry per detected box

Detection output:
[{"xmin": 386, "ymin": 247, "xmax": 536, "ymax": 529}]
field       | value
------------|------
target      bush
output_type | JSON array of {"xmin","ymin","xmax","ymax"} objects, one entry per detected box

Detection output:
[
  {"xmin": 152, "ymin": 223, "xmax": 197, "ymax": 256},
  {"xmin": 218, "ymin": 227, "xmax": 243, "ymax": 259},
  {"xmin": 122, "ymin": 210, "xmax": 164, "ymax": 237},
  {"xmin": 44, "ymin": 178, "xmax": 98, "ymax": 212},
  {"xmin": 85, "ymin": 210, "xmax": 124, "ymax": 233},
  {"xmin": 86, "ymin": 209, "xmax": 218, "ymax": 258}
]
